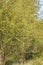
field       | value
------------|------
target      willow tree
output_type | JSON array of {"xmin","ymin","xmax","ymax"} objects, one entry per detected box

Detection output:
[{"xmin": 0, "ymin": 0, "xmax": 40, "ymax": 65}]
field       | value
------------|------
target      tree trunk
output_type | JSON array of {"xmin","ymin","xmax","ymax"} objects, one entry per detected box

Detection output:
[
  {"xmin": 0, "ymin": 50, "xmax": 3, "ymax": 65},
  {"xmin": 0, "ymin": 50, "xmax": 5, "ymax": 65}
]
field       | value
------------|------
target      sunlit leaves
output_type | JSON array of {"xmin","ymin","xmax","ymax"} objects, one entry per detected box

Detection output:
[{"xmin": 0, "ymin": 0, "xmax": 43, "ymax": 62}]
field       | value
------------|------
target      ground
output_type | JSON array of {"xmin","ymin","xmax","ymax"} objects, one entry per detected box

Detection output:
[{"xmin": 12, "ymin": 57, "xmax": 43, "ymax": 65}]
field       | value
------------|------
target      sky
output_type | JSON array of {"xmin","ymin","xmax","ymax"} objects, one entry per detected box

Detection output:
[{"xmin": 38, "ymin": 0, "xmax": 43, "ymax": 19}]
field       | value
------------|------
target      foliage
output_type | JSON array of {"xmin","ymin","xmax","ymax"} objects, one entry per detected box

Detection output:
[{"xmin": 0, "ymin": 0, "xmax": 43, "ymax": 64}]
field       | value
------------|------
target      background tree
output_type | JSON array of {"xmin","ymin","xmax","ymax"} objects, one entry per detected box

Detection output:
[{"xmin": 0, "ymin": 0, "xmax": 43, "ymax": 65}]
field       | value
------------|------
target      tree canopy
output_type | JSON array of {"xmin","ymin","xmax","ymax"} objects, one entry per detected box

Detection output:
[{"xmin": 0, "ymin": 0, "xmax": 43, "ymax": 65}]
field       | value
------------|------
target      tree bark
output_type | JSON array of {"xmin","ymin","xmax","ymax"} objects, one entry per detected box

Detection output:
[{"xmin": 0, "ymin": 50, "xmax": 3, "ymax": 65}]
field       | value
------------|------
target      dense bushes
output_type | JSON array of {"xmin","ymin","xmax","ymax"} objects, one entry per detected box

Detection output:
[{"xmin": 5, "ymin": 60, "xmax": 14, "ymax": 65}]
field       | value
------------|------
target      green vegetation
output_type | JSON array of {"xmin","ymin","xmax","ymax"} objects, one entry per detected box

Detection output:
[{"xmin": 0, "ymin": 0, "xmax": 43, "ymax": 65}]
